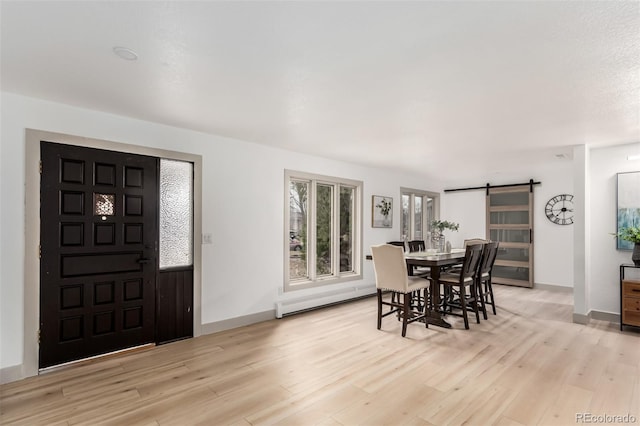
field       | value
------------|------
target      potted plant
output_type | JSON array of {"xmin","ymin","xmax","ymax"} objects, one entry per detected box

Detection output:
[
  {"xmin": 430, "ymin": 220, "xmax": 459, "ymax": 252},
  {"xmin": 615, "ymin": 226, "xmax": 640, "ymax": 266}
]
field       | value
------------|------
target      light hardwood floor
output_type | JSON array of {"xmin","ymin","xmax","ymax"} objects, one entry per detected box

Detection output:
[{"xmin": 1, "ymin": 285, "xmax": 639, "ymax": 426}]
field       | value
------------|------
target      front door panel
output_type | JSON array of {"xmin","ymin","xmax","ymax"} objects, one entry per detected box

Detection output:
[{"xmin": 40, "ymin": 142, "xmax": 158, "ymax": 368}]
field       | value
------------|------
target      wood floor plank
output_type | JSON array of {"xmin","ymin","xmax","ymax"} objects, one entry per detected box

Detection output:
[
  {"xmin": 332, "ymin": 371, "xmax": 440, "ymax": 425},
  {"xmin": 447, "ymin": 385, "xmax": 516, "ymax": 426},
  {"xmin": 270, "ymin": 384, "xmax": 368, "ymax": 426},
  {"xmin": 493, "ymin": 415, "xmax": 527, "ymax": 426},
  {"xmin": 588, "ymin": 360, "xmax": 639, "ymax": 416},
  {"xmin": 537, "ymin": 383, "xmax": 593, "ymax": 426},
  {"xmin": 1, "ymin": 285, "xmax": 639, "ymax": 426}
]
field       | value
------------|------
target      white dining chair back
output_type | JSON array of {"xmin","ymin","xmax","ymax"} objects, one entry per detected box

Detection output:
[
  {"xmin": 370, "ymin": 244, "xmax": 430, "ymax": 337},
  {"xmin": 371, "ymin": 244, "xmax": 410, "ymax": 293}
]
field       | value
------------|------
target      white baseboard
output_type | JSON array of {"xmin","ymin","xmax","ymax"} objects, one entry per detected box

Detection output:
[
  {"xmin": 200, "ymin": 310, "xmax": 276, "ymax": 335},
  {"xmin": 590, "ymin": 310, "xmax": 619, "ymax": 323},
  {"xmin": 1, "ymin": 364, "xmax": 24, "ymax": 385},
  {"xmin": 572, "ymin": 313, "xmax": 590, "ymax": 325},
  {"xmin": 573, "ymin": 310, "xmax": 620, "ymax": 325},
  {"xmin": 534, "ymin": 282, "xmax": 573, "ymax": 292}
]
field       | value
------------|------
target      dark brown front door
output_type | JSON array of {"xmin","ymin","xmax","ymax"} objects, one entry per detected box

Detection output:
[{"xmin": 40, "ymin": 141, "xmax": 158, "ymax": 368}]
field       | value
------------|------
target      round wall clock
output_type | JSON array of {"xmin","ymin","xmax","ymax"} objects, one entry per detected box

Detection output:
[{"xmin": 545, "ymin": 194, "xmax": 574, "ymax": 225}]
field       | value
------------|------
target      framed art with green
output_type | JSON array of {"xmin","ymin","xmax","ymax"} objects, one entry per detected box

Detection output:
[
  {"xmin": 617, "ymin": 171, "xmax": 640, "ymax": 250},
  {"xmin": 372, "ymin": 195, "xmax": 392, "ymax": 228}
]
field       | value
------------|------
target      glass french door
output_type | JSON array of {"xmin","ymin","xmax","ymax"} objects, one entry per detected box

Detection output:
[{"xmin": 486, "ymin": 186, "xmax": 534, "ymax": 288}]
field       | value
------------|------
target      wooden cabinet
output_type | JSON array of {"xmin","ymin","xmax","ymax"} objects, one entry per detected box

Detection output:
[{"xmin": 620, "ymin": 264, "xmax": 640, "ymax": 330}]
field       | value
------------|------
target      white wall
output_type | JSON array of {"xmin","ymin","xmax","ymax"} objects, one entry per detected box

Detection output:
[
  {"xmin": 589, "ymin": 143, "xmax": 640, "ymax": 314},
  {"xmin": 442, "ymin": 163, "xmax": 575, "ymax": 288},
  {"xmin": 3, "ymin": 91, "xmax": 634, "ymax": 377},
  {"xmin": 0, "ymin": 93, "xmax": 445, "ymax": 373},
  {"xmin": 439, "ymin": 190, "xmax": 486, "ymax": 248}
]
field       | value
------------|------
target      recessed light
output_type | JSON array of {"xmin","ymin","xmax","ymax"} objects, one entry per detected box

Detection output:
[
  {"xmin": 113, "ymin": 46, "xmax": 138, "ymax": 61},
  {"xmin": 628, "ymin": 155, "xmax": 640, "ymax": 161}
]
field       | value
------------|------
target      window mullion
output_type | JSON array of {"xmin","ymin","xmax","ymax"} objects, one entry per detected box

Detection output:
[{"xmin": 308, "ymin": 180, "xmax": 317, "ymax": 281}]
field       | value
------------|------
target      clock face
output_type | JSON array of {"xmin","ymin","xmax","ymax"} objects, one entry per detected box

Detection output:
[{"xmin": 545, "ymin": 194, "xmax": 574, "ymax": 225}]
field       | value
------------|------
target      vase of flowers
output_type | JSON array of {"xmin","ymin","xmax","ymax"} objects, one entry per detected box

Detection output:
[
  {"xmin": 430, "ymin": 220, "xmax": 460, "ymax": 253},
  {"xmin": 615, "ymin": 226, "xmax": 640, "ymax": 266}
]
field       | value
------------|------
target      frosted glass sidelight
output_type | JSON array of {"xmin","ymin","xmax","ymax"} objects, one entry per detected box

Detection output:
[{"xmin": 160, "ymin": 159, "xmax": 193, "ymax": 269}]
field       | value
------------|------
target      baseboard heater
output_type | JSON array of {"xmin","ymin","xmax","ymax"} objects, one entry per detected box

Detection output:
[{"xmin": 276, "ymin": 284, "xmax": 376, "ymax": 318}]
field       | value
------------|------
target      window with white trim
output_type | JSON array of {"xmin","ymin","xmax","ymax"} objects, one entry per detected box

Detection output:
[
  {"xmin": 285, "ymin": 170, "xmax": 362, "ymax": 291},
  {"xmin": 401, "ymin": 188, "xmax": 439, "ymax": 241}
]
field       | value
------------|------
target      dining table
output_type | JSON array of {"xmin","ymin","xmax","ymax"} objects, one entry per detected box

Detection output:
[{"xmin": 367, "ymin": 249, "xmax": 466, "ymax": 328}]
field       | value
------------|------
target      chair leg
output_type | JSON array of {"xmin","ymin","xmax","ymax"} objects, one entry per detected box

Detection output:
[
  {"xmin": 413, "ymin": 290, "xmax": 424, "ymax": 312},
  {"xmin": 477, "ymin": 280, "xmax": 488, "ymax": 320},
  {"xmin": 423, "ymin": 288, "xmax": 429, "ymax": 329},
  {"xmin": 459, "ymin": 284, "xmax": 469, "ymax": 330},
  {"xmin": 377, "ymin": 289, "xmax": 383, "ymax": 330},
  {"xmin": 402, "ymin": 292, "xmax": 411, "ymax": 337},
  {"xmin": 392, "ymin": 292, "xmax": 402, "ymax": 319},
  {"xmin": 470, "ymin": 283, "xmax": 480, "ymax": 324},
  {"xmin": 487, "ymin": 279, "xmax": 496, "ymax": 315}
]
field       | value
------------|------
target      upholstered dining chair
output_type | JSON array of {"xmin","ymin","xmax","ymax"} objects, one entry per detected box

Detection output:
[
  {"xmin": 371, "ymin": 244, "xmax": 430, "ymax": 337},
  {"xmin": 385, "ymin": 241, "xmax": 409, "ymax": 305},
  {"xmin": 477, "ymin": 241, "xmax": 499, "ymax": 318},
  {"xmin": 387, "ymin": 241, "xmax": 405, "ymax": 248},
  {"xmin": 407, "ymin": 240, "xmax": 430, "ymax": 278},
  {"xmin": 408, "ymin": 240, "xmax": 426, "ymax": 252},
  {"xmin": 436, "ymin": 243, "xmax": 484, "ymax": 329},
  {"xmin": 463, "ymin": 238, "xmax": 488, "ymax": 247},
  {"xmin": 446, "ymin": 238, "xmax": 488, "ymax": 272}
]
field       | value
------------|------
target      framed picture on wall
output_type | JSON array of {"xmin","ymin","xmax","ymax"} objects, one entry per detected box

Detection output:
[
  {"xmin": 372, "ymin": 195, "xmax": 392, "ymax": 228},
  {"xmin": 617, "ymin": 171, "xmax": 640, "ymax": 250}
]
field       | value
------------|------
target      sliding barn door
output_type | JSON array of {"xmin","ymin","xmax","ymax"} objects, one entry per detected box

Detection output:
[{"xmin": 486, "ymin": 186, "xmax": 534, "ymax": 288}]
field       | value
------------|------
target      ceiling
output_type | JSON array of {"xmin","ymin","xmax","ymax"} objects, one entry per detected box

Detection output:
[{"xmin": 2, "ymin": 1, "xmax": 639, "ymax": 184}]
